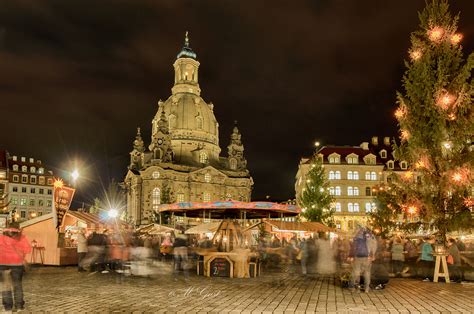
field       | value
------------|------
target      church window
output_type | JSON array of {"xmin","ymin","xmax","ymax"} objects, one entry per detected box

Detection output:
[
  {"xmin": 203, "ymin": 192, "xmax": 211, "ymax": 202},
  {"xmin": 229, "ymin": 159, "xmax": 237, "ymax": 170},
  {"xmin": 152, "ymin": 188, "xmax": 161, "ymax": 211},
  {"xmin": 196, "ymin": 115, "xmax": 203, "ymax": 130},
  {"xmin": 177, "ymin": 193, "xmax": 185, "ymax": 203},
  {"xmin": 199, "ymin": 151, "xmax": 208, "ymax": 164},
  {"xmin": 152, "ymin": 171, "xmax": 160, "ymax": 179},
  {"xmin": 204, "ymin": 173, "xmax": 211, "ymax": 183}
]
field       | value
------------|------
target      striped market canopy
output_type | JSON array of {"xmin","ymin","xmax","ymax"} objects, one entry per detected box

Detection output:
[{"xmin": 158, "ymin": 201, "xmax": 301, "ymax": 219}]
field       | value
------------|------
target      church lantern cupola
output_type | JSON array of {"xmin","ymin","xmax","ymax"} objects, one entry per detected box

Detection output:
[
  {"xmin": 172, "ymin": 31, "xmax": 201, "ymax": 96},
  {"xmin": 129, "ymin": 127, "xmax": 145, "ymax": 170}
]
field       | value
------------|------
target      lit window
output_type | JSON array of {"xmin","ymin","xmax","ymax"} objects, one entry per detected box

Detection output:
[
  {"xmin": 365, "ymin": 202, "xmax": 372, "ymax": 212},
  {"xmin": 335, "ymin": 171, "xmax": 341, "ymax": 179},
  {"xmin": 177, "ymin": 193, "xmax": 185, "ymax": 203},
  {"xmin": 204, "ymin": 173, "xmax": 211, "ymax": 183},
  {"xmin": 29, "ymin": 158, "xmax": 34, "ymax": 163},
  {"xmin": 152, "ymin": 171, "xmax": 160, "ymax": 179},
  {"xmin": 13, "ymin": 165, "xmax": 18, "ymax": 171},
  {"xmin": 39, "ymin": 177, "xmax": 45, "ymax": 185},
  {"xmin": 336, "ymin": 221, "xmax": 341, "ymax": 229},
  {"xmin": 12, "ymin": 156, "xmax": 17, "ymax": 161},
  {"xmin": 353, "ymin": 171, "xmax": 359, "ymax": 180},
  {"xmin": 30, "ymin": 176, "xmax": 36, "ymax": 184},
  {"xmin": 21, "ymin": 157, "xmax": 25, "ymax": 162},
  {"xmin": 348, "ymin": 187, "xmax": 354, "ymax": 196},
  {"xmin": 353, "ymin": 203, "xmax": 360, "ymax": 212},
  {"xmin": 329, "ymin": 187, "xmax": 335, "ymax": 195},
  {"xmin": 38, "ymin": 168, "xmax": 44, "ymax": 174},
  {"xmin": 12, "ymin": 197, "xmax": 18, "ymax": 205},
  {"xmin": 335, "ymin": 203, "xmax": 341, "ymax": 212},
  {"xmin": 365, "ymin": 172, "xmax": 371, "ymax": 180},
  {"xmin": 229, "ymin": 159, "xmax": 237, "ymax": 170},
  {"xmin": 329, "ymin": 171, "xmax": 335, "ymax": 180},
  {"xmin": 20, "ymin": 198, "xmax": 27, "ymax": 206},
  {"xmin": 31, "ymin": 166, "xmax": 36, "ymax": 173},
  {"xmin": 348, "ymin": 203, "xmax": 354, "ymax": 212},
  {"xmin": 354, "ymin": 187, "xmax": 359, "ymax": 196},
  {"xmin": 39, "ymin": 188, "xmax": 44, "ymax": 194},
  {"xmin": 13, "ymin": 175, "xmax": 19, "ymax": 182},
  {"xmin": 22, "ymin": 166, "xmax": 27, "ymax": 172},
  {"xmin": 199, "ymin": 151, "xmax": 208, "ymax": 164},
  {"xmin": 335, "ymin": 186, "xmax": 341, "ymax": 196},
  {"xmin": 203, "ymin": 192, "xmax": 211, "ymax": 202},
  {"xmin": 371, "ymin": 172, "xmax": 377, "ymax": 180},
  {"xmin": 47, "ymin": 178, "xmax": 53, "ymax": 185},
  {"xmin": 348, "ymin": 171, "xmax": 353, "ymax": 180},
  {"xmin": 387, "ymin": 161, "xmax": 394, "ymax": 169},
  {"xmin": 152, "ymin": 187, "xmax": 161, "ymax": 211}
]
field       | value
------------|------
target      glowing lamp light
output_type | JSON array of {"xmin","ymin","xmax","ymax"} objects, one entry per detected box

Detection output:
[
  {"xmin": 408, "ymin": 206, "xmax": 417, "ymax": 215},
  {"xmin": 403, "ymin": 171, "xmax": 413, "ymax": 180},
  {"xmin": 53, "ymin": 179, "xmax": 64, "ymax": 189},
  {"xmin": 223, "ymin": 236, "xmax": 228, "ymax": 242},
  {"xmin": 410, "ymin": 49, "xmax": 422, "ymax": 61},
  {"xmin": 428, "ymin": 27, "xmax": 444, "ymax": 42},
  {"xmin": 448, "ymin": 113, "xmax": 456, "ymax": 121},
  {"xmin": 452, "ymin": 173, "xmax": 462, "ymax": 182},
  {"xmin": 415, "ymin": 160, "xmax": 425, "ymax": 169},
  {"xmin": 437, "ymin": 93, "xmax": 455, "ymax": 109},
  {"xmin": 108, "ymin": 209, "xmax": 118, "ymax": 218},
  {"xmin": 443, "ymin": 142, "xmax": 452, "ymax": 149},
  {"xmin": 450, "ymin": 33, "xmax": 463, "ymax": 45},
  {"xmin": 71, "ymin": 170, "xmax": 79, "ymax": 181}
]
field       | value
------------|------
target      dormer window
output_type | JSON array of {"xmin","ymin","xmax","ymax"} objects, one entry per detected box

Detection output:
[
  {"xmin": 387, "ymin": 160, "xmax": 394, "ymax": 169},
  {"xmin": 328, "ymin": 153, "xmax": 340, "ymax": 164},
  {"xmin": 199, "ymin": 151, "xmax": 208, "ymax": 164},
  {"xmin": 380, "ymin": 150, "xmax": 387, "ymax": 158},
  {"xmin": 400, "ymin": 161, "xmax": 408, "ymax": 170},
  {"xmin": 346, "ymin": 154, "xmax": 358, "ymax": 164}
]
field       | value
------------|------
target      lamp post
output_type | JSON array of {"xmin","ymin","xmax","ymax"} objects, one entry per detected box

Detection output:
[{"xmin": 71, "ymin": 170, "xmax": 79, "ymax": 187}]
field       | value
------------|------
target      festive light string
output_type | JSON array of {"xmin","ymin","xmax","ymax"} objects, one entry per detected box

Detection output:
[
  {"xmin": 450, "ymin": 33, "xmax": 463, "ymax": 45},
  {"xmin": 401, "ymin": 130, "xmax": 410, "ymax": 141},
  {"xmin": 410, "ymin": 49, "xmax": 422, "ymax": 61},
  {"xmin": 428, "ymin": 26, "xmax": 444, "ymax": 42},
  {"xmin": 437, "ymin": 92, "xmax": 455, "ymax": 110}
]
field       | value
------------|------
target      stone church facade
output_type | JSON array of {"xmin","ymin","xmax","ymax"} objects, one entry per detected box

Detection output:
[{"xmin": 124, "ymin": 34, "xmax": 253, "ymax": 226}]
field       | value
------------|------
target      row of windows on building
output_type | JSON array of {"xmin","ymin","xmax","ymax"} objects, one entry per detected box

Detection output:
[
  {"xmin": 328, "ymin": 171, "xmax": 379, "ymax": 181},
  {"xmin": 332, "ymin": 202, "xmax": 376, "ymax": 213},
  {"xmin": 17, "ymin": 210, "xmax": 45, "ymax": 219},
  {"xmin": 335, "ymin": 219, "xmax": 367, "ymax": 230},
  {"xmin": 306, "ymin": 186, "xmax": 375, "ymax": 196},
  {"xmin": 11, "ymin": 164, "xmax": 45, "ymax": 174},
  {"xmin": 152, "ymin": 171, "xmax": 232, "ymax": 184},
  {"xmin": 11, "ymin": 186, "xmax": 52, "ymax": 195},
  {"xmin": 11, "ymin": 175, "xmax": 52, "ymax": 185},
  {"xmin": 326, "ymin": 156, "xmax": 407, "ymax": 170},
  {"xmin": 10, "ymin": 197, "xmax": 52, "ymax": 207}
]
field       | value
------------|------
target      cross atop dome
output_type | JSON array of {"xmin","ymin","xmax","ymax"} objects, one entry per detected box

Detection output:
[{"xmin": 177, "ymin": 31, "xmax": 197, "ymax": 59}]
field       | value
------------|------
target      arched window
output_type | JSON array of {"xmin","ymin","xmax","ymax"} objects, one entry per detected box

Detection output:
[
  {"xmin": 347, "ymin": 171, "xmax": 353, "ymax": 180},
  {"xmin": 365, "ymin": 202, "xmax": 372, "ymax": 212},
  {"xmin": 199, "ymin": 151, "xmax": 208, "ymax": 164},
  {"xmin": 371, "ymin": 171, "xmax": 377, "ymax": 180},
  {"xmin": 335, "ymin": 171, "xmax": 341, "ymax": 179},
  {"xmin": 30, "ymin": 166, "xmax": 36, "ymax": 173},
  {"xmin": 335, "ymin": 203, "xmax": 341, "ymax": 212},
  {"xmin": 335, "ymin": 186, "xmax": 341, "ymax": 196},
  {"xmin": 365, "ymin": 171, "xmax": 371, "ymax": 180},
  {"xmin": 196, "ymin": 116, "xmax": 203, "ymax": 129},
  {"xmin": 354, "ymin": 187, "xmax": 359, "ymax": 196},
  {"xmin": 329, "ymin": 171, "xmax": 335, "ymax": 180},
  {"xmin": 348, "ymin": 203, "xmax": 354, "ymax": 212},
  {"xmin": 347, "ymin": 187, "xmax": 354, "ymax": 196},
  {"xmin": 22, "ymin": 166, "xmax": 27, "ymax": 172},
  {"xmin": 203, "ymin": 192, "xmax": 211, "ymax": 202},
  {"xmin": 204, "ymin": 173, "xmax": 211, "ymax": 183},
  {"xmin": 12, "ymin": 165, "xmax": 18, "ymax": 171},
  {"xmin": 152, "ymin": 187, "xmax": 161, "ymax": 211},
  {"xmin": 353, "ymin": 171, "xmax": 359, "ymax": 180},
  {"xmin": 152, "ymin": 171, "xmax": 160, "ymax": 179},
  {"xmin": 329, "ymin": 187, "xmax": 335, "ymax": 195},
  {"xmin": 353, "ymin": 203, "xmax": 360, "ymax": 212},
  {"xmin": 365, "ymin": 187, "xmax": 371, "ymax": 196},
  {"xmin": 229, "ymin": 159, "xmax": 237, "ymax": 170}
]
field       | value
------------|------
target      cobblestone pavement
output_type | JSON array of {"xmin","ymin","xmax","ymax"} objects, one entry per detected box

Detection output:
[{"xmin": 12, "ymin": 266, "xmax": 474, "ymax": 313}]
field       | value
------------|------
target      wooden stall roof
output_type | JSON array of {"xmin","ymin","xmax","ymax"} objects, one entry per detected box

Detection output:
[
  {"xmin": 20, "ymin": 213, "xmax": 54, "ymax": 228},
  {"xmin": 265, "ymin": 220, "xmax": 334, "ymax": 232},
  {"xmin": 63, "ymin": 211, "xmax": 130, "ymax": 228},
  {"xmin": 136, "ymin": 224, "xmax": 179, "ymax": 235},
  {"xmin": 185, "ymin": 222, "xmax": 221, "ymax": 234}
]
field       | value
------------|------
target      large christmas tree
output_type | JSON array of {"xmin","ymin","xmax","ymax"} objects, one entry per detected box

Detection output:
[
  {"xmin": 299, "ymin": 158, "xmax": 335, "ymax": 225},
  {"xmin": 388, "ymin": 0, "xmax": 473, "ymax": 238}
]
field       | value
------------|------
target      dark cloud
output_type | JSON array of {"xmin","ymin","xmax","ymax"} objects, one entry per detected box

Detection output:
[{"xmin": 1, "ymin": 0, "xmax": 473, "ymax": 204}]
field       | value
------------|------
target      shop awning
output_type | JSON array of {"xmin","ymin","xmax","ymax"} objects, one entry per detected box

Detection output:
[
  {"xmin": 185, "ymin": 222, "xmax": 221, "ymax": 234},
  {"xmin": 136, "ymin": 224, "xmax": 179, "ymax": 235}
]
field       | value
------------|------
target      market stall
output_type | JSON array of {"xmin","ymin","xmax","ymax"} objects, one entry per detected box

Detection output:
[
  {"xmin": 20, "ymin": 210, "xmax": 128, "ymax": 265},
  {"xmin": 159, "ymin": 201, "xmax": 300, "ymax": 278}
]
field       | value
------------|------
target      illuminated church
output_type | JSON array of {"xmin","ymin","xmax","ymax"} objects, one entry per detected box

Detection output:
[{"xmin": 124, "ymin": 33, "xmax": 253, "ymax": 226}]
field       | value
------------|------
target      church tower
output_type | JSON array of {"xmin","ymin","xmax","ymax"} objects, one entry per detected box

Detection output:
[{"xmin": 124, "ymin": 33, "xmax": 253, "ymax": 226}]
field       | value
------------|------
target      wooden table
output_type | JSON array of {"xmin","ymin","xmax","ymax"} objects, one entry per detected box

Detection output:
[
  {"xmin": 432, "ymin": 253, "xmax": 450, "ymax": 283},
  {"xmin": 196, "ymin": 250, "xmax": 258, "ymax": 278}
]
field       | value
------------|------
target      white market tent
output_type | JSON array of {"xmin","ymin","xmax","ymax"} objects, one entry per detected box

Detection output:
[{"xmin": 185, "ymin": 222, "xmax": 221, "ymax": 234}]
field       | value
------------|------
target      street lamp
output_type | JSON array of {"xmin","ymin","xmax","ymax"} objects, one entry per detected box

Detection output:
[
  {"xmin": 314, "ymin": 141, "xmax": 320, "ymax": 148},
  {"xmin": 71, "ymin": 169, "xmax": 79, "ymax": 183},
  {"xmin": 108, "ymin": 208, "xmax": 118, "ymax": 219}
]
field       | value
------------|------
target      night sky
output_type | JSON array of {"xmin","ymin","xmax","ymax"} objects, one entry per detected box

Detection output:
[{"xmin": 1, "ymin": 0, "xmax": 473, "ymax": 206}]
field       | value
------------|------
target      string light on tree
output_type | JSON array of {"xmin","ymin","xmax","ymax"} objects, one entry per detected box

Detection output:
[
  {"xmin": 427, "ymin": 26, "xmax": 444, "ymax": 42},
  {"xmin": 407, "ymin": 206, "xmax": 417, "ymax": 215},
  {"xmin": 409, "ymin": 49, "xmax": 423, "ymax": 61},
  {"xmin": 448, "ymin": 113, "xmax": 456, "ymax": 121},
  {"xmin": 437, "ymin": 92, "xmax": 455, "ymax": 109},
  {"xmin": 450, "ymin": 33, "xmax": 463, "ymax": 45},
  {"xmin": 395, "ymin": 106, "xmax": 406, "ymax": 120},
  {"xmin": 400, "ymin": 129, "xmax": 410, "ymax": 141}
]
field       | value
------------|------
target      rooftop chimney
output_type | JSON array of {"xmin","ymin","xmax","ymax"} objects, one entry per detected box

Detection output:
[{"xmin": 371, "ymin": 136, "xmax": 378, "ymax": 146}]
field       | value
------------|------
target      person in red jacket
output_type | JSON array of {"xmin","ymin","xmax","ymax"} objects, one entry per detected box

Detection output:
[{"xmin": 0, "ymin": 223, "xmax": 32, "ymax": 312}]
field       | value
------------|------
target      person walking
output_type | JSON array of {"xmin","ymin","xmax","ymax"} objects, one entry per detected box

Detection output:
[
  {"xmin": 349, "ymin": 228, "xmax": 374, "ymax": 293},
  {"xmin": 299, "ymin": 238, "xmax": 309, "ymax": 276},
  {"xmin": 391, "ymin": 238, "xmax": 405, "ymax": 277},
  {"xmin": 0, "ymin": 223, "xmax": 32, "ymax": 312},
  {"xmin": 76, "ymin": 228, "xmax": 88, "ymax": 272},
  {"xmin": 173, "ymin": 234, "xmax": 189, "ymax": 280}
]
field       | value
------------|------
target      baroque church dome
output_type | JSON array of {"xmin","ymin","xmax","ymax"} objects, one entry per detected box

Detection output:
[{"xmin": 151, "ymin": 32, "xmax": 221, "ymax": 165}]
